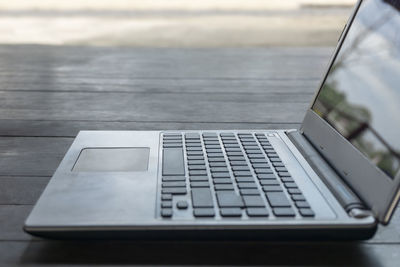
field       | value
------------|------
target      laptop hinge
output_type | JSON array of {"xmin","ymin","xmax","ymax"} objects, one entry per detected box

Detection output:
[{"xmin": 286, "ymin": 130, "xmax": 372, "ymax": 218}]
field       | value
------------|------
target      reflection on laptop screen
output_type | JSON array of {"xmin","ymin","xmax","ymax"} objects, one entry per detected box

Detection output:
[{"xmin": 312, "ymin": 0, "xmax": 400, "ymax": 178}]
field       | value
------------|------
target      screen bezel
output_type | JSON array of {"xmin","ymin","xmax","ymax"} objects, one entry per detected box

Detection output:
[{"xmin": 300, "ymin": 0, "xmax": 400, "ymax": 224}]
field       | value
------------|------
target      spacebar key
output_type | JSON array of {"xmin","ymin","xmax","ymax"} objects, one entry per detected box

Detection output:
[{"xmin": 163, "ymin": 148, "xmax": 185, "ymax": 176}]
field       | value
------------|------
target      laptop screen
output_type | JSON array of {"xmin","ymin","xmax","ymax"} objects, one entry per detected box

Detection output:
[{"xmin": 312, "ymin": 0, "xmax": 400, "ymax": 178}]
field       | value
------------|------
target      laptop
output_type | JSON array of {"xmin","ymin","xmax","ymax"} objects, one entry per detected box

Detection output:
[{"xmin": 24, "ymin": 0, "xmax": 400, "ymax": 240}]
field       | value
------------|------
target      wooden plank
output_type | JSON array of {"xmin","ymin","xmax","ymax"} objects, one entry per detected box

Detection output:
[
  {"xmin": 0, "ymin": 137, "xmax": 73, "ymax": 176},
  {"xmin": 0, "ymin": 176, "xmax": 50, "ymax": 205},
  {"xmin": 0, "ymin": 46, "xmax": 332, "ymax": 80},
  {"xmin": 0, "ymin": 91, "xmax": 312, "ymax": 123},
  {"xmin": 0, "ymin": 240, "xmax": 398, "ymax": 266},
  {"xmin": 0, "ymin": 78, "xmax": 318, "ymax": 94}
]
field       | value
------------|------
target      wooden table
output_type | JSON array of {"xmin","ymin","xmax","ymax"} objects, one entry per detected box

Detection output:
[{"xmin": 0, "ymin": 45, "xmax": 398, "ymax": 266}]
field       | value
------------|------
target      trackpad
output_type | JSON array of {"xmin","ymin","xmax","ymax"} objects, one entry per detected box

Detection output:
[{"xmin": 72, "ymin": 148, "xmax": 150, "ymax": 172}]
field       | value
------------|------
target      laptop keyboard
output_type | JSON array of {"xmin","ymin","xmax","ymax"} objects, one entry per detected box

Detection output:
[{"xmin": 159, "ymin": 132, "xmax": 315, "ymax": 219}]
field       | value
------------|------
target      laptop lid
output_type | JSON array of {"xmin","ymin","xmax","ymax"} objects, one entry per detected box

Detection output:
[{"xmin": 301, "ymin": 0, "xmax": 400, "ymax": 224}]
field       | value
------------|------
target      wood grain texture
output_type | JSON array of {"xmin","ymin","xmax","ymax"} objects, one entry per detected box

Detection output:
[{"xmin": 0, "ymin": 45, "xmax": 398, "ymax": 266}]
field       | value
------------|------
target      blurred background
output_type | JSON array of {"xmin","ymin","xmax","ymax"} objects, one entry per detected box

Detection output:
[{"xmin": 0, "ymin": 0, "xmax": 357, "ymax": 47}]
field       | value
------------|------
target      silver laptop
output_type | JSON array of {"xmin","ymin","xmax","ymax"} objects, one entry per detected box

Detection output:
[{"xmin": 24, "ymin": 0, "xmax": 400, "ymax": 240}]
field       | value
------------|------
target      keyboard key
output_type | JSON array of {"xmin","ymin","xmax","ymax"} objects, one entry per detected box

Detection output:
[
  {"xmin": 163, "ymin": 139, "xmax": 183, "ymax": 143},
  {"xmin": 204, "ymin": 141, "xmax": 220, "ymax": 145},
  {"xmin": 223, "ymin": 140, "xmax": 239, "ymax": 144},
  {"xmin": 212, "ymin": 172, "xmax": 230, "ymax": 178},
  {"xmin": 254, "ymin": 169, "xmax": 273, "ymax": 174},
  {"xmin": 228, "ymin": 156, "xmax": 246, "ymax": 161},
  {"xmin": 230, "ymin": 161, "xmax": 248, "ymax": 166},
  {"xmin": 162, "ymin": 176, "xmax": 186, "ymax": 181},
  {"xmin": 176, "ymin": 200, "xmax": 189, "ymax": 209},
  {"xmin": 161, "ymin": 209, "xmax": 173, "ymax": 218},
  {"xmin": 162, "ymin": 181, "xmax": 186, "ymax": 187},
  {"xmin": 187, "ymin": 156, "xmax": 204, "ymax": 161},
  {"xmin": 275, "ymin": 167, "xmax": 288, "ymax": 172},
  {"xmin": 281, "ymin": 177, "xmax": 294, "ymax": 183},
  {"xmin": 208, "ymin": 153, "xmax": 224, "ymax": 158},
  {"xmin": 210, "ymin": 167, "xmax": 229, "ymax": 173},
  {"xmin": 225, "ymin": 147, "xmax": 241, "ymax": 152},
  {"xmin": 247, "ymin": 154, "xmax": 265, "ymax": 159},
  {"xmin": 163, "ymin": 136, "xmax": 182, "ymax": 140},
  {"xmin": 216, "ymin": 191, "xmax": 244, "ymax": 207},
  {"xmin": 234, "ymin": 171, "xmax": 253, "ymax": 177},
  {"xmin": 291, "ymin": 194, "xmax": 306, "ymax": 201},
  {"xmin": 186, "ymin": 147, "xmax": 202, "ymax": 151},
  {"xmin": 163, "ymin": 148, "xmax": 185, "ymax": 176},
  {"xmin": 259, "ymin": 180, "xmax": 280, "ymax": 186},
  {"xmin": 240, "ymin": 189, "xmax": 260, "ymax": 195},
  {"xmin": 188, "ymin": 160, "xmax": 206, "ymax": 166},
  {"xmin": 206, "ymin": 149, "xmax": 223, "ymax": 154},
  {"xmin": 185, "ymin": 143, "xmax": 201, "ymax": 147},
  {"xmin": 231, "ymin": 166, "xmax": 250, "ymax": 171},
  {"xmin": 208, "ymin": 157, "xmax": 226, "ymax": 162},
  {"xmin": 262, "ymin": 185, "xmax": 283, "ymax": 192},
  {"xmin": 220, "ymin": 208, "xmax": 242, "ymax": 217},
  {"xmin": 202, "ymin": 132, "xmax": 217, "ymax": 137},
  {"xmin": 226, "ymin": 151, "xmax": 244, "ymax": 156},
  {"xmin": 185, "ymin": 140, "xmax": 201, "ymax": 145},
  {"xmin": 190, "ymin": 181, "xmax": 210, "ymax": 188},
  {"xmin": 252, "ymin": 163, "xmax": 270, "ymax": 169},
  {"xmin": 299, "ymin": 208, "xmax": 315, "ymax": 217},
  {"xmin": 187, "ymin": 151, "xmax": 203, "ymax": 156},
  {"xmin": 205, "ymin": 145, "xmax": 221, "ymax": 149},
  {"xmin": 223, "ymin": 144, "xmax": 240, "ymax": 148},
  {"xmin": 243, "ymin": 147, "xmax": 260, "ymax": 152},
  {"xmin": 189, "ymin": 176, "xmax": 209, "ymax": 181},
  {"xmin": 163, "ymin": 143, "xmax": 183, "ymax": 148},
  {"xmin": 295, "ymin": 201, "xmax": 310, "ymax": 208},
  {"xmin": 288, "ymin": 188, "xmax": 302, "ymax": 194},
  {"xmin": 191, "ymin": 188, "xmax": 214, "ymax": 208},
  {"xmin": 257, "ymin": 173, "xmax": 277, "ymax": 180},
  {"xmin": 161, "ymin": 194, "xmax": 172, "ymax": 201},
  {"xmin": 189, "ymin": 170, "xmax": 207, "ymax": 176},
  {"xmin": 188, "ymin": 165, "xmax": 206, "ymax": 170},
  {"xmin": 220, "ymin": 133, "xmax": 235, "ymax": 137},
  {"xmin": 250, "ymin": 158, "xmax": 268, "ymax": 164},
  {"xmin": 266, "ymin": 192, "xmax": 291, "ymax": 207},
  {"xmin": 278, "ymin": 171, "xmax": 291, "ymax": 177},
  {"xmin": 214, "ymin": 184, "xmax": 234, "ymax": 190},
  {"xmin": 213, "ymin": 178, "xmax": 232, "ymax": 184},
  {"xmin": 273, "ymin": 207, "xmax": 296, "ymax": 217},
  {"xmin": 237, "ymin": 182, "xmax": 257, "ymax": 189},
  {"xmin": 209, "ymin": 162, "xmax": 227, "ymax": 167},
  {"xmin": 235, "ymin": 177, "xmax": 255, "ymax": 182},
  {"xmin": 273, "ymin": 162, "xmax": 285, "ymax": 167},
  {"xmin": 243, "ymin": 195, "xmax": 265, "ymax": 207},
  {"xmin": 194, "ymin": 208, "xmax": 215, "ymax": 217},
  {"xmin": 246, "ymin": 208, "xmax": 269, "ymax": 217},
  {"xmin": 284, "ymin": 182, "xmax": 298, "ymax": 188},
  {"xmin": 185, "ymin": 133, "xmax": 200, "ymax": 139},
  {"xmin": 161, "ymin": 201, "xmax": 173, "ymax": 208},
  {"xmin": 270, "ymin": 158, "xmax": 282, "ymax": 162},
  {"xmin": 162, "ymin": 188, "xmax": 187, "ymax": 195}
]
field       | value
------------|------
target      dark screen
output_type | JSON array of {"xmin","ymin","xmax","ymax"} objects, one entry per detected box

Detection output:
[{"xmin": 312, "ymin": 0, "xmax": 400, "ymax": 178}]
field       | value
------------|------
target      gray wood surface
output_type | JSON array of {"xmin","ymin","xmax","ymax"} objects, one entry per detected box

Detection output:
[{"xmin": 0, "ymin": 45, "xmax": 398, "ymax": 266}]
